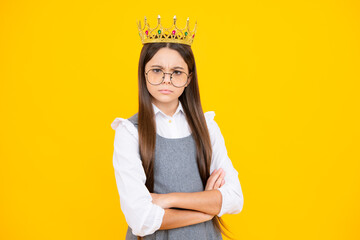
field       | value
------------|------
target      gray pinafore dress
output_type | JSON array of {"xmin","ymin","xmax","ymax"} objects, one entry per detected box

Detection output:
[{"xmin": 125, "ymin": 112, "xmax": 223, "ymax": 240}]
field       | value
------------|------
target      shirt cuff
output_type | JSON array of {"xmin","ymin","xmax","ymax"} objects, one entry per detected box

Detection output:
[
  {"xmin": 135, "ymin": 204, "xmax": 165, "ymax": 237},
  {"xmin": 216, "ymin": 187, "xmax": 226, "ymax": 217},
  {"xmin": 152, "ymin": 205, "xmax": 165, "ymax": 232},
  {"xmin": 216, "ymin": 185, "xmax": 244, "ymax": 217}
]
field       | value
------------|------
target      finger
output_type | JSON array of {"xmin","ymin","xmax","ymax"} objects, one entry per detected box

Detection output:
[
  {"xmin": 208, "ymin": 168, "xmax": 223, "ymax": 188},
  {"xmin": 214, "ymin": 169, "xmax": 226, "ymax": 189},
  {"xmin": 211, "ymin": 168, "xmax": 221, "ymax": 176},
  {"xmin": 220, "ymin": 179, "xmax": 225, "ymax": 187},
  {"xmin": 214, "ymin": 170, "xmax": 225, "ymax": 189}
]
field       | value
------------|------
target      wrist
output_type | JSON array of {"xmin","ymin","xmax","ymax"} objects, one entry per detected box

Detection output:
[{"xmin": 167, "ymin": 192, "xmax": 177, "ymax": 208}]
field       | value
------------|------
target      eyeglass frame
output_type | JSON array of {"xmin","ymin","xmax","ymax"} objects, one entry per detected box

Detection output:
[{"xmin": 144, "ymin": 68, "xmax": 191, "ymax": 88}]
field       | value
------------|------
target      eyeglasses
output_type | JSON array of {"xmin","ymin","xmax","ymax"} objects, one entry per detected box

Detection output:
[{"xmin": 145, "ymin": 68, "xmax": 190, "ymax": 88}]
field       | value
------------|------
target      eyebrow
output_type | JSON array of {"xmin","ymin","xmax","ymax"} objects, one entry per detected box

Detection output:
[{"xmin": 150, "ymin": 65, "xmax": 185, "ymax": 70}]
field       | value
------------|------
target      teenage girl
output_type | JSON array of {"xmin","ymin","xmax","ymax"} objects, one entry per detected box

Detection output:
[{"xmin": 111, "ymin": 42, "xmax": 244, "ymax": 240}]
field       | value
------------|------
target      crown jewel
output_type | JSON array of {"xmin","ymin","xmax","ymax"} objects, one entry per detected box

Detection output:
[{"xmin": 137, "ymin": 15, "xmax": 197, "ymax": 46}]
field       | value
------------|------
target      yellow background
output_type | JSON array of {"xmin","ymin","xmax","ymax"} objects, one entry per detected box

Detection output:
[{"xmin": 1, "ymin": 0, "xmax": 359, "ymax": 239}]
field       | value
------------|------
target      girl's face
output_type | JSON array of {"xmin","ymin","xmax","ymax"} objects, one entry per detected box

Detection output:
[{"xmin": 144, "ymin": 47, "xmax": 191, "ymax": 106}]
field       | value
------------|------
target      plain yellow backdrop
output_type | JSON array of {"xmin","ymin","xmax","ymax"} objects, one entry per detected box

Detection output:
[{"xmin": 1, "ymin": 0, "xmax": 359, "ymax": 239}]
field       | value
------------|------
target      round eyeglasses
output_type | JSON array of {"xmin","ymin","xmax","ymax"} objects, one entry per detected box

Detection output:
[{"xmin": 145, "ymin": 68, "xmax": 190, "ymax": 88}]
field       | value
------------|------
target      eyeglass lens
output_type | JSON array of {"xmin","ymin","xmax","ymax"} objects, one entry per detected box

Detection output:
[{"xmin": 146, "ymin": 69, "xmax": 188, "ymax": 87}]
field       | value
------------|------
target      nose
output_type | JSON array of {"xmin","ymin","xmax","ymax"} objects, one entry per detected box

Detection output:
[{"xmin": 163, "ymin": 73, "xmax": 172, "ymax": 84}]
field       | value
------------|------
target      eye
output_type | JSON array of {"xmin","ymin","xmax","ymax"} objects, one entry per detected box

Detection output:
[
  {"xmin": 174, "ymin": 71, "xmax": 182, "ymax": 75},
  {"xmin": 152, "ymin": 69, "xmax": 162, "ymax": 73}
]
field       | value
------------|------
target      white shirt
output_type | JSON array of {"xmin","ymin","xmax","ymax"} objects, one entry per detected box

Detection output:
[{"xmin": 111, "ymin": 101, "xmax": 244, "ymax": 237}]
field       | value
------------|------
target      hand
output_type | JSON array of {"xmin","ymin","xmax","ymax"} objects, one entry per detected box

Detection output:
[
  {"xmin": 150, "ymin": 193, "xmax": 172, "ymax": 209},
  {"xmin": 204, "ymin": 212, "xmax": 215, "ymax": 221},
  {"xmin": 205, "ymin": 168, "xmax": 226, "ymax": 191}
]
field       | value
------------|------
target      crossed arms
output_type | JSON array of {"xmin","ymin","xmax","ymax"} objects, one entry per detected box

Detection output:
[{"xmin": 151, "ymin": 168, "xmax": 226, "ymax": 230}]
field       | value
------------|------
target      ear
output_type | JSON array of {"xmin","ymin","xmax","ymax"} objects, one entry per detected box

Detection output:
[{"xmin": 185, "ymin": 72, "xmax": 193, "ymax": 87}]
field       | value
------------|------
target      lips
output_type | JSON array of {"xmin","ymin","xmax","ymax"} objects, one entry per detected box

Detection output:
[{"xmin": 159, "ymin": 89, "xmax": 173, "ymax": 95}]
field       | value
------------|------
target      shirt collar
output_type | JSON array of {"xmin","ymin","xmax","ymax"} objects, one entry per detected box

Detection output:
[{"xmin": 152, "ymin": 101, "xmax": 184, "ymax": 118}]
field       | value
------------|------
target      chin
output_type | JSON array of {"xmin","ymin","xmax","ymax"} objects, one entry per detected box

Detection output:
[{"xmin": 156, "ymin": 95, "xmax": 177, "ymax": 102}]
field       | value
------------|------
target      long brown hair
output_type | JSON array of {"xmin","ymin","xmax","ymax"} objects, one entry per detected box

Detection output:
[{"xmin": 136, "ymin": 42, "xmax": 234, "ymax": 240}]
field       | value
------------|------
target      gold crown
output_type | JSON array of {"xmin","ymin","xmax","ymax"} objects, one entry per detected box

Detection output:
[{"xmin": 137, "ymin": 15, "xmax": 197, "ymax": 46}]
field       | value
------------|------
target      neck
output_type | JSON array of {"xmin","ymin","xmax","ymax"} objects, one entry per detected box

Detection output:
[{"xmin": 152, "ymin": 99, "xmax": 179, "ymax": 117}]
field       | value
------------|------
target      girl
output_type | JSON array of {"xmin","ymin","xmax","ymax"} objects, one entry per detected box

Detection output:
[{"xmin": 111, "ymin": 16, "xmax": 244, "ymax": 240}]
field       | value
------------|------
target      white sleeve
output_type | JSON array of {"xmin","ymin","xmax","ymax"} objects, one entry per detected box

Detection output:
[
  {"xmin": 204, "ymin": 111, "xmax": 244, "ymax": 217},
  {"xmin": 111, "ymin": 117, "xmax": 165, "ymax": 237}
]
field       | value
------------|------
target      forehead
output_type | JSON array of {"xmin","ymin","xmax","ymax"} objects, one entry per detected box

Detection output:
[{"xmin": 146, "ymin": 48, "xmax": 188, "ymax": 71}]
